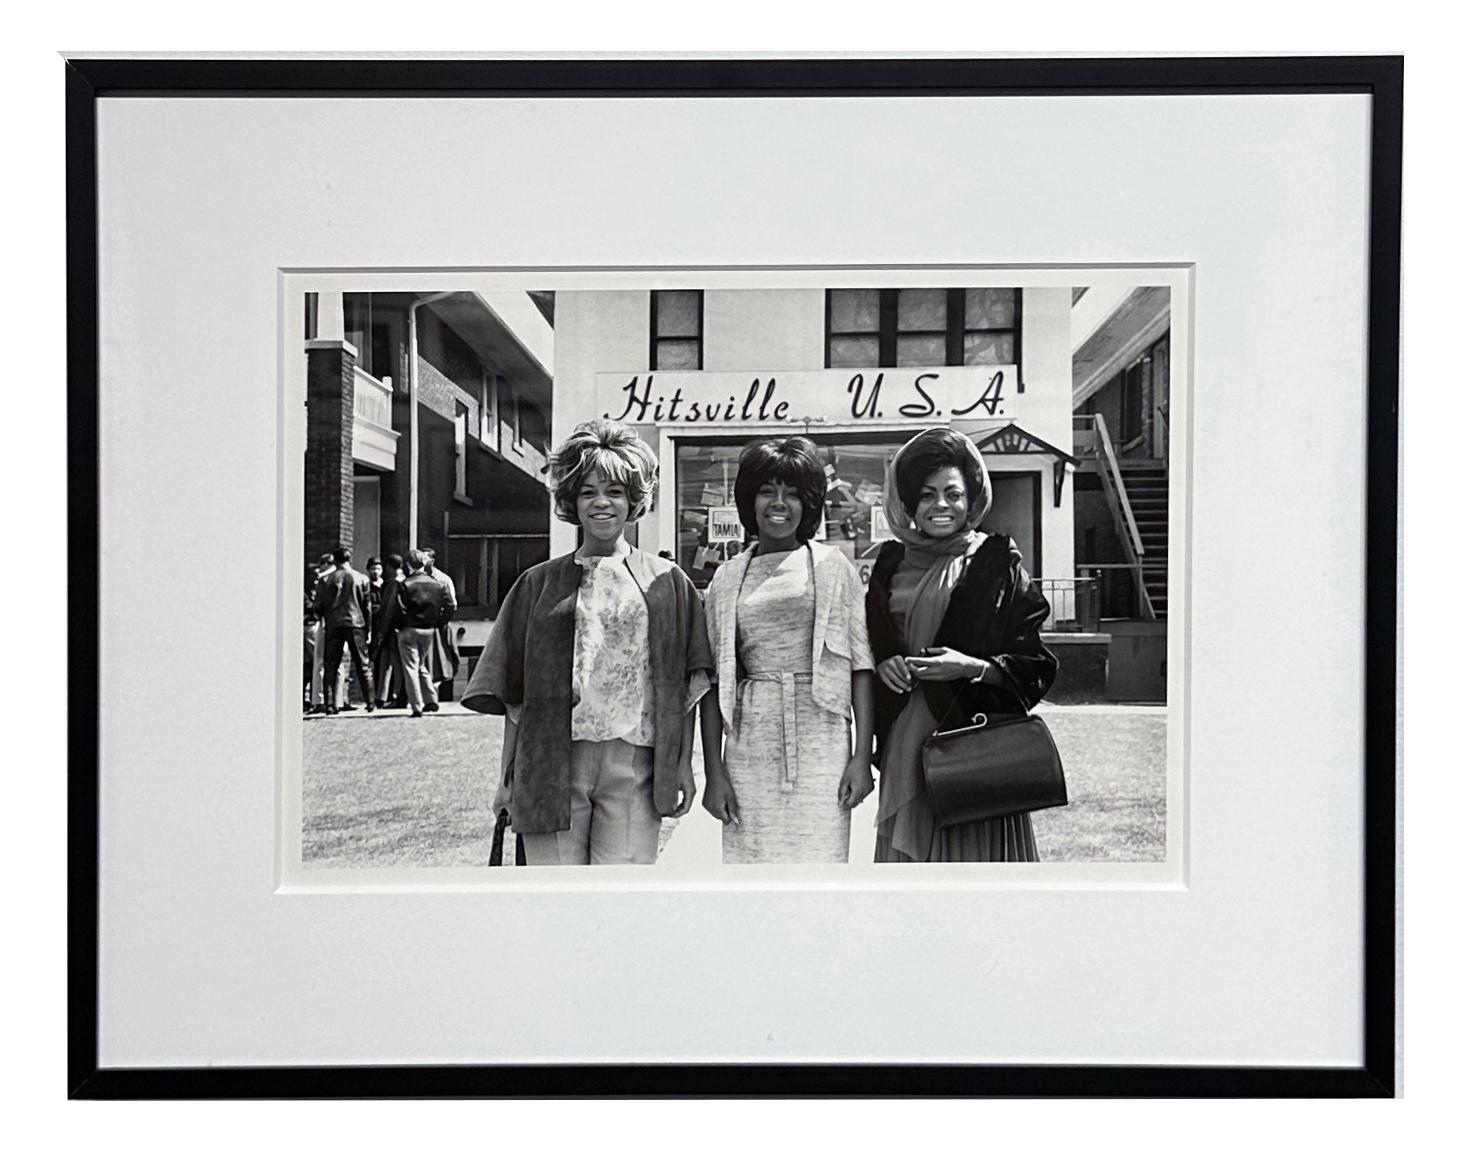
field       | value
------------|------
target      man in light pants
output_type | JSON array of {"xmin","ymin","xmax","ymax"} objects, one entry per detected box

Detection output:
[{"xmin": 394, "ymin": 548, "xmax": 456, "ymax": 718}]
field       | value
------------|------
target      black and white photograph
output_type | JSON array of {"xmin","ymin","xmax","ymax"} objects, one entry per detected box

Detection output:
[
  {"xmin": 65, "ymin": 53, "xmax": 1400, "ymax": 1097},
  {"xmin": 291, "ymin": 272, "xmax": 1182, "ymax": 876}
]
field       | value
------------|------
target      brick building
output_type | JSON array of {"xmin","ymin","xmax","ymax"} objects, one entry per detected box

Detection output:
[{"xmin": 303, "ymin": 290, "xmax": 553, "ymax": 651}]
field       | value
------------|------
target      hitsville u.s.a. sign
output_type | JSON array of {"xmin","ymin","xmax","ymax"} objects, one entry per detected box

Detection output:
[{"xmin": 595, "ymin": 366, "xmax": 1017, "ymax": 427}]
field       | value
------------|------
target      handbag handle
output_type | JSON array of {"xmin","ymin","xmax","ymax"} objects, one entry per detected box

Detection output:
[
  {"xmin": 930, "ymin": 659, "xmax": 1029, "ymax": 732},
  {"xmin": 488, "ymin": 808, "xmax": 527, "ymax": 867}
]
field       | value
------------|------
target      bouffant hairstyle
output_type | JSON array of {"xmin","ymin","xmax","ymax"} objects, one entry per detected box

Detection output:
[
  {"xmin": 548, "ymin": 418, "xmax": 659, "ymax": 526},
  {"xmin": 734, "ymin": 436, "xmax": 827, "ymax": 544},
  {"xmin": 894, "ymin": 428, "xmax": 991, "ymax": 517}
]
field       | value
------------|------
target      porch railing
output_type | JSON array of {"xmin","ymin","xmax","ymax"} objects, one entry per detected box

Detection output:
[{"xmin": 1036, "ymin": 576, "xmax": 1101, "ymax": 633}]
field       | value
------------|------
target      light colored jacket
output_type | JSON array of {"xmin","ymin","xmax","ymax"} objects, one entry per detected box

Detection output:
[{"xmin": 704, "ymin": 541, "xmax": 874, "ymax": 733}]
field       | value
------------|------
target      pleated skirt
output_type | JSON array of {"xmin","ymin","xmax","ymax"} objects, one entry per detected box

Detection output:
[{"xmin": 874, "ymin": 810, "xmax": 1038, "ymax": 863}]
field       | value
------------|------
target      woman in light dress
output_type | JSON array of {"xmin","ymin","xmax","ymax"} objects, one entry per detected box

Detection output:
[{"xmin": 700, "ymin": 436, "xmax": 875, "ymax": 863}]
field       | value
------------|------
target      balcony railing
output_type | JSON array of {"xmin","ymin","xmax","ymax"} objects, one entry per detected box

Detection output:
[{"xmin": 352, "ymin": 367, "xmax": 398, "ymax": 471}]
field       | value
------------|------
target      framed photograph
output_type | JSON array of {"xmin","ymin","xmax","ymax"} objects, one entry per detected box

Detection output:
[{"xmin": 69, "ymin": 54, "xmax": 1401, "ymax": 1097}]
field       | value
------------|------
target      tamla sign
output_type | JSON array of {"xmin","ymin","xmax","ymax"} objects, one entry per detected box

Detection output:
[
  {"xmin": 596, "ymin": 366, "xmax": 1017, "ymax": 427},
  {"xmin": 707, "ymin": 506, "xmax": 744, "ymax": 543}
]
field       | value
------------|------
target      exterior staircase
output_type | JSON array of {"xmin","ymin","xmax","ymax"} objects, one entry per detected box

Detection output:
[{"xmin": 1116, "ymin": 460, "xmax": 1169, "ymax": 619}]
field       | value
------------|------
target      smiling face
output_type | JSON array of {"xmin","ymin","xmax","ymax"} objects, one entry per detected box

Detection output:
[
  {"xmin": 576, "ymin": 469, "xmax": 632, "ymax": 550},
  {"xmin": 914, "ymin": 465, "xmax": 970, "ymax": 539},
  {"xmin": 753, "ymin": 480, "xmax": 803, "ymax": 550}
]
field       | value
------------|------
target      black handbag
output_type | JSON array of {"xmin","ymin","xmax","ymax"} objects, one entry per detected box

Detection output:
[
  {"xmin": 488, "ymin": 807, "xmax": 527, "ymax": 867},
  {"xmin": 921, "ymin": 700, "xmax": 1068, "ymax": 828}
]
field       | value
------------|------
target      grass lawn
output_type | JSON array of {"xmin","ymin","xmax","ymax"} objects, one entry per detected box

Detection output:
[
  {"xmin": 302, "ymin": 713, "xmax": 505, "ymax": 868},
  {"xmin": 1030, "ymin": 707, "xmax": 1167, "ymax": 862},
  {"xmin": 303, "ymin": 704, "xmax": 1166, "ymax": 867}
]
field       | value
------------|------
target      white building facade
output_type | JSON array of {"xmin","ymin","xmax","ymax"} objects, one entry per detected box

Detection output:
[{"xmin": 550, "ymin": 286, "xmax": 1079, "ymax": 605}]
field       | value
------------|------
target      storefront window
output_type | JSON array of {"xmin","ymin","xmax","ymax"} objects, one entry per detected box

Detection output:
[{"xmin": 673, "ymin": 434, "xmax": 905, "ymax": 587}]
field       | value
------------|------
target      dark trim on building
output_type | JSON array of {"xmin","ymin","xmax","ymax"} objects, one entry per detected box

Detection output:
[{"xmin": 1014, "ymin": 288, "xmax": 1025, "ymax": 393}]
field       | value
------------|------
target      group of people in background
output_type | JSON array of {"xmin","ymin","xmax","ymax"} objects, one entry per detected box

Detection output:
[
  {"xmin": 462, "ymin": 417, "xmax": 1057, "ymax": 866},
  {"xmin": 303, "ymin": 545, "xmax": 459, "ymax": 718}
]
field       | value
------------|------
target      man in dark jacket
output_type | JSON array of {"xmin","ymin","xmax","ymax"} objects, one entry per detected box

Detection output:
[
  {"xmin": 316, "ymin": 545, "xmax": 375, "ymax": 714},
  {"xmin": 305, "ymin": 552, "xmax": 338, "ymax": 713},
  {"xmin": 372, "ymin": 553, "xmax": 407, "ymax": 708},
  {"xmin": 365, "ymin": 556, "xmax": 385, "ymax": 650},
  {"xmin": 422, "ymin": 547, "xmax": 461, "ymax": 702},
  {"xmin": 395, "ymin": 548, "xmax": 456, "ymax": 717}
]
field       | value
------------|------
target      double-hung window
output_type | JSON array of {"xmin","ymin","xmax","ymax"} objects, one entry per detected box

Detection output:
[
  {"xmin": 826, "ymin": 288, "xmax": 1020, "ymax": 372},
  {"xmin": 650, "ymin": 290, "xmax": 703, "ymax": 370}
]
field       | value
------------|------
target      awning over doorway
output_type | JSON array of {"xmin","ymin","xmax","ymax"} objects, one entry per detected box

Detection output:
[{"xmin": 973, "ymin": 423, "xmax": 1080, "ymax": 507}]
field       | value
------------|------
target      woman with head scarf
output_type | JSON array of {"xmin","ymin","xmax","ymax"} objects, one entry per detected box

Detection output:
[
  {"xmin": 865, "ymin": 427, "xmax": 1058, "ymax": 862},
  {"xmin": 699, "ymin": 436, "xmax": 875, "ymax": 863},
  {"xmin": 461, "ymin": 419, "xmax": 713, "ymax": 865}
]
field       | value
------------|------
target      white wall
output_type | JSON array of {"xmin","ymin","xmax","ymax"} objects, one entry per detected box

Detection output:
[
  {"xmin": 1023, "ymin": 287, "xmax": 1075, "ymax": 582},
  {"xmin": 551, "ymin": 289, "xmax": 650, "ymax": 555},
  {"xmin": 1020, "ymin": 286, "xmax": 1075, "ymax": 450}
]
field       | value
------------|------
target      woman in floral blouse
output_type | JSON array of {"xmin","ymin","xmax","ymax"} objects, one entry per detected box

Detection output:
[{"xmin": 462, "ymin": 419, "xmax": 713, "ymax": 865}]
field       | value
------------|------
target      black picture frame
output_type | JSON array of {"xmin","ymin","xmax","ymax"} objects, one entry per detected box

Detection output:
[{"xmin": 67, "ymin": 54, "xmax": 1402, "ymax": 1100}]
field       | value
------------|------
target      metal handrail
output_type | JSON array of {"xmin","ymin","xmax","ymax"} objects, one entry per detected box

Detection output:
[
  {"xmin": 1093, "ymin": 413, "xmax": 1146, "ymax": 561},
  {"xmin": 1079, "ymin": 414, "xmax": 1156, "ymax": 619}
]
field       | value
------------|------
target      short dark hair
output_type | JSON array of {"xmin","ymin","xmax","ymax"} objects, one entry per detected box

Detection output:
[
  {"xmin": 385, "ymin": 553, "xmax": 404, "ymax": 572},
  {"xmin": 366, "ymin": 556, "xmax": 382, "ymax": 569},
  {"xmin": 734, "ymin": 436, "xmax": 827, "ymax": 543},
  {"xmin": 406, "ymin": 548, "xmax": 428, "ymax": 571},
  {"xmin": 894, "ymin": 429, "xmax": 989, "ymax": 517},
  {"xmin": 332, "ymin": 544, "xmax": 351, "ymax": 564}
]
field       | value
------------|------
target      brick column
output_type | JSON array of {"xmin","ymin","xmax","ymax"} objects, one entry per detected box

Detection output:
[{"xmin": 306, "ymin": 339, "xmax": 358, "ymax": 560}]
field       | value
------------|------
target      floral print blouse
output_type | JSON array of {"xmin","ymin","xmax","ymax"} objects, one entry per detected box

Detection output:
[{"xmin": 570, "ymin": 543, "xmax": 655, "ymax": 746}]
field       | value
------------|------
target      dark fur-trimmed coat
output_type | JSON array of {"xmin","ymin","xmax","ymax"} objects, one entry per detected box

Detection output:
[
  {"xmin": 864, "ymin": 534, "xmax": 1057, "ymax": 758},
  {"xmin": 461, "ymin": 549, "xmax": 714, "ymax": 834}
]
